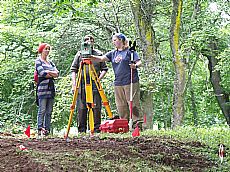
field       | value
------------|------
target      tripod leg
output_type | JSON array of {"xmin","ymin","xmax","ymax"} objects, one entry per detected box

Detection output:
[
  {"xmin": 84, "ymin": 64, "xmax": 93, "ymax": 104},
  {"xmin": 84, "ymin": 63, "xmax": 94, "ymax": 133},
  {"xmin": 88, "ymin": 108, "xmax": 94, "ymax": 133},
  {"xmin": 65, "ymin": 63, "xmax": 83, "ymax": 139},
  {"xmin": 90, "ymin": 64, "xmax": 113, "ymax": 118}
]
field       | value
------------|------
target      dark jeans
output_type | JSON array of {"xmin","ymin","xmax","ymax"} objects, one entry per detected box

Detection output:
[{"xmin": 77, "ymin": 91, "xmax": 102, "ymax": 132}]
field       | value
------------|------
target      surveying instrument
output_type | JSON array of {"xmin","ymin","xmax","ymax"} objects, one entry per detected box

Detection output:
[{"xmin": 64, "ymin": 41, "xmax": 113, "ymax": 139}]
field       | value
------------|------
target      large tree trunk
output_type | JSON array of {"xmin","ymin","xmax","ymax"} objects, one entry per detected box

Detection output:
[
  {"xmin": 170, "ymin": 0, "xmax": 186, "ymax": 128},
  {"xmin": 129, "ymin": 0, "xmax": 157, "ymax": 62},
  {"xmin": 207, "ymin": 55, "xmax": 230, "ymax": 125},
  {"xmin": 141, "ymin": 92, "xmax": 154, "ymax": 129},
  {"xmin": 204, "ymin": 44, "xmax": 230, "ymax": 126},
  {"xmin": 129, "ymin": 0, "xmax": 157, "ymax": 129},
  {"xmin": 207, "ymin": 57, "xmax": 230, "ymax": 126}
]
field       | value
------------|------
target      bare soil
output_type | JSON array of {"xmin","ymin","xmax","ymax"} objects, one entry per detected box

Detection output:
[{"xmin": 0, "ymin": 132, "xmax": 216, "ymax": 172}]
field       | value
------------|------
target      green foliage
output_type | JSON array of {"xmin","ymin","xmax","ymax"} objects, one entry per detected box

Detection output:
[
  {"xmin": 52, "ymin": 76, "xmax": 73, "ymax": 131},
  {"xmin": 100, "ymin": 68, "xmax": 117, "ymax": 116},
  {"xmin": 215, "ymin": 48, "xmax": 230, "ymax": 93},
  {"xmin": 0, "ymin": 0, "xmax": 229, "ymax": 132}
]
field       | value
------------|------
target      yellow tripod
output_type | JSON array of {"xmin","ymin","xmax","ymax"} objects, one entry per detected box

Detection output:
[{"xmin": 64, "ymin": 58, "xmax": 113, "ymax": 139}]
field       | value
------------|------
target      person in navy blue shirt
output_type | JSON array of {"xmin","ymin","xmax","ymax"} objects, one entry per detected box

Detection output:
[{"xmin": 91, "ymin": 33, "xmax": 142, "ymax": 127}]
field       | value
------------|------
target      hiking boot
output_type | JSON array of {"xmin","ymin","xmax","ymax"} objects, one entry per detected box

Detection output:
[
  {"xmin": 37, "ymin": 130, "xmax": 43, "ymax": 139},
  {"xmin": 42, "ymin": 129, "xmax": 49, "ymax": 136},
  {"xmin": 38, "ymin": 130, "xmax": 41, "ymax": 136},
  {"xmin": 37, "ymin": 128, "xmax": 49, "ymax": 138}
]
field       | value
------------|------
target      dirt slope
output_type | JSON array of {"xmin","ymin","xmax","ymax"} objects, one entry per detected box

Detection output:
[{"xmin": 0, "ymin": 133, "xmax": 215, "ymax": 172}]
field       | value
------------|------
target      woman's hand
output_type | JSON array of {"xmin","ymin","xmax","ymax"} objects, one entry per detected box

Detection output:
[
  {"xmin": 130, "ymin": 60, "xmax": 141, "ymax": 69},
  {"xmin": 129, "ymin": 63, "xmax": 137, "ymax": 69},
  {"xmin": 45, "ymin": 70, "xmax": 59, "ymax": 78}
]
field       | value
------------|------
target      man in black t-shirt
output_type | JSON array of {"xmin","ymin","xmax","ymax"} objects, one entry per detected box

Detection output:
[{"xmin": 70, "ymin": 35, "xmax": 108, "ymax": 133}]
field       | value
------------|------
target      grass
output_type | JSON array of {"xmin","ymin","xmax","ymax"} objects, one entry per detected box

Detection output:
[
  {"xmin": 2, "ymin": 124, "xmax": 230, "ymax": 171},
  {"xmin": 142, "ymin": 125, "xmax": 230, "ymax": 170}
]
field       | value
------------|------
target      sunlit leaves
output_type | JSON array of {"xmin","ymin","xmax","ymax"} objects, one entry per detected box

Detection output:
[{"xmin": 0, "ymin": 0, "xmax": 229, "ymax": 131}]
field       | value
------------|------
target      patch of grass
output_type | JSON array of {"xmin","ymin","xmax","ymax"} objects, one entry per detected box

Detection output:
[
  {"xmin": 143, "ymin": 125, "xmax": 230, "ymax": 171},
  {"xmin": 28, "ymin": 145, "xmax": 173, "ymax": 171}
]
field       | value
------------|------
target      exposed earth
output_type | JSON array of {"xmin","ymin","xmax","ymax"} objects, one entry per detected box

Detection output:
[{"xmin": 0, "ymin": 132, "xmax": 217, "ymax": 172}]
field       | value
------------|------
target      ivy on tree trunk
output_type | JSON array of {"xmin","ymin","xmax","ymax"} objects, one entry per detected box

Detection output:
[
  {"xmin": 129, "ymin": 0, "xmax": 157, "ymax": 62},
  {"xmin": 170, "ymin": 0, "xmax": 186, "ymax": 128},
  {"xmin": 129, "ymin": 0, "xmax": 158, "ymax": 129}
]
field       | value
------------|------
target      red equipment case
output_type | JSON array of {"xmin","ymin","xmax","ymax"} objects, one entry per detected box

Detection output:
[{"xmin": 99, "ymin": 119, "xmax": 129, "ymax": 133}]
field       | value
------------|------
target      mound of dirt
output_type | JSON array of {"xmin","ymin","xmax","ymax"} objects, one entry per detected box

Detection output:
[{"xmin": 0, "ymin": 133, "xmax": 215, "ymax": 172}]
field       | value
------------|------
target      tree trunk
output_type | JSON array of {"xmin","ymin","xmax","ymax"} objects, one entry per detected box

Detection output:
[
  {"xmin": 167, "ymin": 94, "xmax": 172, "ymax": 128},
  {"xmin": 129, "ymin": 0, "xmax": 157, "ymax": 62},
  {"xmin": 170, "ymin": 0, "xmax": 186, "ymax": 128},
  {"xmin": 209, "ymin": 58, "xmax": 230, "ymax": 126},
  {"xmin": 206, "ymin": 55, "xmax": 230, "ymax": 126},
  {"xmin": 200, "ymin": 38, "xmax": 230, "ymax": 126},
  {"xmin": 129, "ymin": 0, "xmax": 157, "ymax": 129},
  {"xmin": 141, "ymin": 92, "xmax": 154, "ymax": 129}
]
